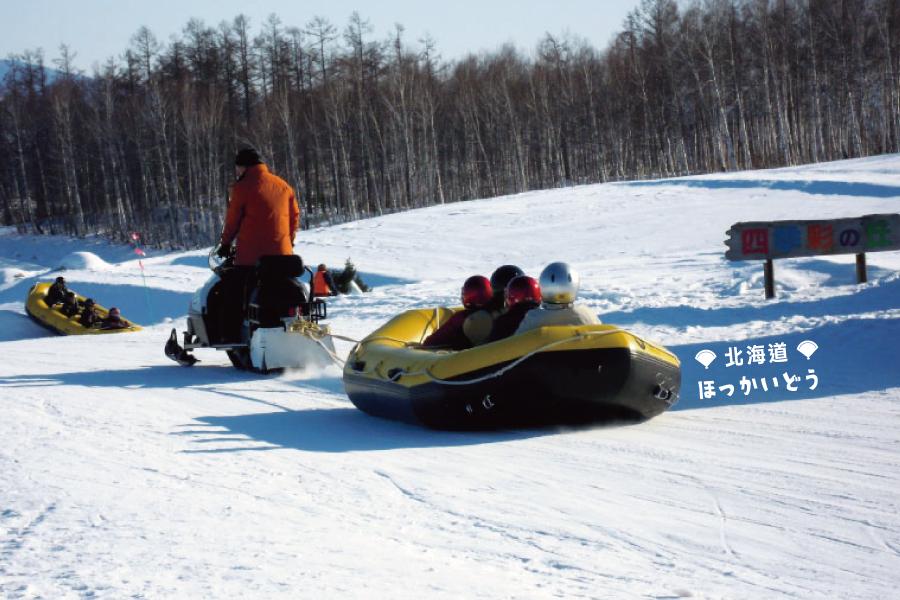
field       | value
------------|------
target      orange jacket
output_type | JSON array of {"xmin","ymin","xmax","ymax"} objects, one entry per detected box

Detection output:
[
  {"xmin": 312, "ymin": 270, "xmax": 333, "ymax": 296},
  {"xmin": 221, "ymin": 164, "xmax": 300, "ymax": 266}
]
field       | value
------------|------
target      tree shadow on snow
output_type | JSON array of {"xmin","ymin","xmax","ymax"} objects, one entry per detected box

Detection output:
[
  {"xmin": 0, "ymin": 362, "xmax": 543, "ymax": 451},
  {"xmin": 0, "ymin": 276, "xmax": 192, "ymax": 327},
  {"xmin": 0, "ymin": 364, "xmax": 256, "ymax": 390},
  {"xmin": 0, "ymin": 309, "xmax": 52, "ymax": 342},
  {"xmin": 623, "ymin": 178, "xmax": 900, "ymax": 198},
  {"xmin": 670, "ymin": 316, "xmax": 900, "ymax": 411},
  {"xmin": 603, "ymin": 274, "xmax": 900, "ymax": 329},
  {"xmin": 168, "ymin": 254, "xmax": 211, "ymax": 268},
  {"xmin": 356, "ymin": 271, "xmax": 418, "ymax": 288}
]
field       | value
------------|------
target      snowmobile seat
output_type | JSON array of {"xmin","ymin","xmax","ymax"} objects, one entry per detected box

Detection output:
[
  {"xmin": 249, "ymin": 255, "xmax": 308, "ymax": 327},
  {"xmin": 256, "ymin": 254, "xmax": 304, "ymax": 279}
]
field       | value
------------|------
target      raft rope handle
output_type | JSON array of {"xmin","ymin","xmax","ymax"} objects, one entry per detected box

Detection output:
[
  {"xmin": 420, "ymin": 308, "xmax": 441, "ymax": 344},
  {"xmin": 394, "ymin": 328, "xmax": 633, "ymax": 386},
  {"xmin": 297, "ymin": 314, "xmax": 634, "ymax": 379}
]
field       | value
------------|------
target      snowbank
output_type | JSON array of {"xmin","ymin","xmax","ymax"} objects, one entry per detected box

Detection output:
[{"xmin": 57, "ymin": 251, "xmax": 113, "ymax": 271}]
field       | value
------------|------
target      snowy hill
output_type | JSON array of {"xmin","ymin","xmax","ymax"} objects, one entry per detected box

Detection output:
[{"xmin": 1, "ymin": 156, "xmax": 899, "ymax": 598}]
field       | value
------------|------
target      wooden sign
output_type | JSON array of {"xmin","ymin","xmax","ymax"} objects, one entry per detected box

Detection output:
[
  {"xmin": 724, "ymin": 214, "xmax": 900, "ymax": 298},
  {"xmin": 725, "ymin": 214, "xmax": 900, "ymax": 260}
]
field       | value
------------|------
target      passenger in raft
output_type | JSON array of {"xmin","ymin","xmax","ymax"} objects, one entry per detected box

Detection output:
[
  {"xmin": 515, "ymin": 262, "xmax": 600, "ymax": 334},
  {"xmin": 462, "ymin": 264, "xmax": 524, "ymax": 346},
  {"xmin": 79, "ymin": 298, "xmax": 100, "ymax": 328},
  {"xmin": 59, "ymin": 291, "xmax": 81, "ymax": 318},
  {"xmin": 422, "ymin": 275, "xmax": 493, "ymax": 350},
  {"xmin": 487, "ymin": 276, "xmax": 542, "ymax": 342},
  {"xmin": 100, "ymin": 307, "xmax": 130, "ymax": 330},
  {"xmin": 45, "ymin": 276, "xmax": 69, "ymax": 306}
]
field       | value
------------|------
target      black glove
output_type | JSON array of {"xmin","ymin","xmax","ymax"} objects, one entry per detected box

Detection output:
[{"xmin": 217, "ymin": 243, "xmax": 232, "ymax": 258}]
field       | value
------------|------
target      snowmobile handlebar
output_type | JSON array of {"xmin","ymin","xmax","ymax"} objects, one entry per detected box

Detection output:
[{"xmin": 209, "ymin": 243, "xmax": 236, "ymax": 272}]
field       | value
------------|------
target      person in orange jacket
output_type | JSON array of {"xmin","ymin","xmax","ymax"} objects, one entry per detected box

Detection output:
[
  {"xmin": 312, "ymin": 264, "xmax": 338, "ymax": 297},
  {"xmin": 214, "ymin": 148, "xmax": 300, "ymax": 343},
  {"xmin": 218, "ymin": 148, "xmax": 300, "ymax": 266}
]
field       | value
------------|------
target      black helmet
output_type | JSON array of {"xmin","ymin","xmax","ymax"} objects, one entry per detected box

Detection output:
[
  {"xmin": 234, "ymin": 147, "xmax": 263, "ymax": 167},
  {"xmin": 84, "ymin": 298, "xmax": 95, "ymax": 307},
  {"xmin": 490, "ymin": 265, "xmax": 524, "ymax": 295},
  {"xmin": 55, "ymin": 276, "xmax": 66, "ymax": 284}
]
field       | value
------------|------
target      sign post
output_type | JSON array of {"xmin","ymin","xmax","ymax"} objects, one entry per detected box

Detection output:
[
  {"xmin": 764, "ymin": 259, "xmax": 775, "ymax": 299},
  {"xmin": 725, "ymin": 214, "xmax": 900, "ymax": 299},
  {"xmin": 856, "ymin": 253, "xmax": 867, "ymax": 283}
]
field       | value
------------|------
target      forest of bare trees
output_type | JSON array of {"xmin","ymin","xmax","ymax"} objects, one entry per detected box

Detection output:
[{"xmin": 1, "ymin": 0, "xmax": 899, "ymax": 247}]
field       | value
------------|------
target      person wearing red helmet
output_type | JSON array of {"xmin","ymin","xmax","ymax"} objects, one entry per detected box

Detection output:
[
  {"xmin": 422, "ymin": 275, "xmax": 493, "ymax": 350},
  {"xmin": 487, "ymin": 276, "xmax": 542, "ymax": 342},
  {"xmin": 461, "ymin": 264, "xmax": 525, "ymax": 346}
]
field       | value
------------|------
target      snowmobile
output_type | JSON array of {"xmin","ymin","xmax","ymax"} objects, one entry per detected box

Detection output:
[{"xmin": 165, "ymin": 245, "xmax": 336, "ymax": 373}]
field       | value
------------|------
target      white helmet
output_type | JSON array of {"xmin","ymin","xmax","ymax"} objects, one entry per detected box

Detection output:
[{"xmin": 539, "ymin": 262, "xmax": 580, "ymax": 305}]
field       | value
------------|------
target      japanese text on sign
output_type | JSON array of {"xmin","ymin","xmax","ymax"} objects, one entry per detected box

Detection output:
[
  {"xmin": 725, "ymin": 214, "xmax": 900, "ymax": 261},
  {"xmin": 694, "ymin": 339, "xmax": 820, "ymax": 400}
]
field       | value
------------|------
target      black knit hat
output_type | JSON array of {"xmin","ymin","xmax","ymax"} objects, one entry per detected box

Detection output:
[{"xmin": 235, "ymin": 147, "xmax": 263, "ymax": 167}]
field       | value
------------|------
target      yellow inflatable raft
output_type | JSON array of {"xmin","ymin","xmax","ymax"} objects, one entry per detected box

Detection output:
[
  {"xmin": 25, "ymin": 282, "xmax": 142, "ymax": 336},
  {"xmin": 343, "ymin": 308, "xmax": 681, "ymax": 429}
]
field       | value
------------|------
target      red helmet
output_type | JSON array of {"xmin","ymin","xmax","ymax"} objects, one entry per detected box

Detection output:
[
  {"xmin": 505, "ymin": 276, "xmax": 541, "ymax": 308},
  {"xmin": 460, "ymin": 275, "xmax": 493, "ymax": 309}
]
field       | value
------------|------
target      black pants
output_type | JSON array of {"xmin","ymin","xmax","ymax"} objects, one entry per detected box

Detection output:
[{"xmin": 212, "ymin": 266, "xmax": 256, "ymax": 344}]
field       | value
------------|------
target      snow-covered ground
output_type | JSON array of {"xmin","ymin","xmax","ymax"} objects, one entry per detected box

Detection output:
[{"xmin": 1, "ymin": 155, "xmax": 899, "ymax": 599}]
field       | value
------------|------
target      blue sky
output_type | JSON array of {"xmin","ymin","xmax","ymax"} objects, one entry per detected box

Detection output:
[{"xmin": 2, "ymin": 0, "xmax": 643, "ymax": 70}]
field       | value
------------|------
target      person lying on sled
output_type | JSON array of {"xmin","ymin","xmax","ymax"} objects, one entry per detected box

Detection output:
[
  {"xmin": 487, "ymin": 276, "xmax": 542, "ymax": 343},
  {"xmin": 45, "ymin": 276, "xmax": 69, "ymax": 306},
  {"xmin": 515, "ymin": 262, "xmax": 600, "ymax": 334},
  {"xmin": 59, "ymin": 291, "xmax": 81, "ymax": 318},
  {"xmin": 312, "ymin": 263, "xmax": 338, "ymax": 297},
  {"xmin": 100, "ymin": 306, "xmax": 130, "ymax": 330},
  {"xmin": 422, "ymin": 275, "xmax": 493, "ymax": 350}
]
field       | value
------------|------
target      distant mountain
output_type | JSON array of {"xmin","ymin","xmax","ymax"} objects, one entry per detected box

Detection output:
[
  {"xmin": 0, "ymin": 59, "xmax": 12, "ymax": 81},
  {"xmin": 0, "ymin": 58, "xmax": 64, "ymax": 87}
]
